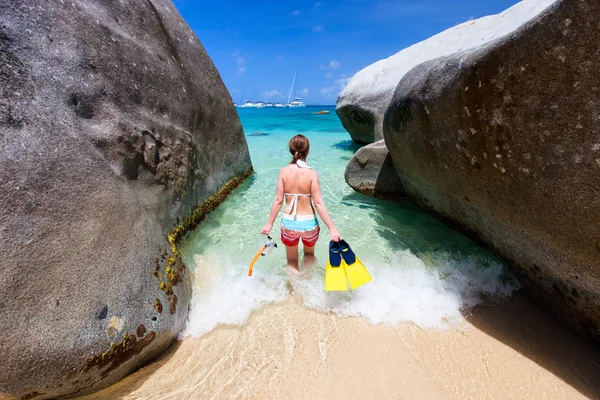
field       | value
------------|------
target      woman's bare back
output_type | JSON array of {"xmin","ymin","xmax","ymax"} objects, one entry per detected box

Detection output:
[{"xmin": 280, "ymin": 164, "xmax": 316, "ymax": 215}]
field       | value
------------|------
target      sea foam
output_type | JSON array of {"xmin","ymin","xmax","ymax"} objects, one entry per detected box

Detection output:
[
  {"xmin": 181, "ymin": 254, "xmax": 288, "ymax": 338},
  {"xmin": 296, "ymin": 250, "xmax": 519, "ymax": 329},
  {"xmin": 181, "ymin": 249, "xmax": 519, "ymax": 338}
]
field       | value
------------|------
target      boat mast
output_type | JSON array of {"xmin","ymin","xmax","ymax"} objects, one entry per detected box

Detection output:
[
  {"xmin": 287, "ymin": 72, "xmax": 296, "ymax": 104},
  {"xmin": 239, "ymin": 84, "xmax": 245, "ymax": 104}
]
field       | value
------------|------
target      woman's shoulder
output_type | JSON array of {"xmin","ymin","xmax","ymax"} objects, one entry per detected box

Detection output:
[
  {"xmin": 279, "ymin": 164, "xmax": 294, "ymax": 174},
  {"xmin": 279, "ymin": 163, "xmax": 318, "ymax": 175}
]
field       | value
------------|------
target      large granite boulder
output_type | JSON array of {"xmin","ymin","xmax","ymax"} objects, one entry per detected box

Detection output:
[
  {"xmin": 336, "ymin": 0, "xmax": 555, "ymax": 145},
  {"xmin": 345, "ymin": 140, "xmax": 404, "ymax": 197},
  {"xmin": 384, "ymin": 0, "xmax": 600, "ymax": 340},
  {"xmin": 0, "ymin": 0, "xmax": 251, "ymax": 398}
]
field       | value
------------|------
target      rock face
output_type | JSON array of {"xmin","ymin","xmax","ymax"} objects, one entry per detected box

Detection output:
[
  {"xmin": 0, "ymin": 1, "xmax": 251, "ymax": 398},
  {"xmin": 336, "ymin": 0, "xmax": 555, "ymax": 145},
  {"xmin": 384, "ymin": 0, "xmax": 600, "ymax": 340},
  {"xmin": 345, "ymin": 140, "xmax": 404, "ymax": 197}
]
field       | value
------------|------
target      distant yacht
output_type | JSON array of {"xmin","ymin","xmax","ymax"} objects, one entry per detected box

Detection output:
[
  {"xmin": 238, "ymin": 87, "xmax": 259, "ymax": 108},
  {"xmin": 288, "ymin": 97, "xmax": 305, "ymax": 108},
  {"xmin": 286, "ymin": 73, "xmax": 306, "ymax": 108},
  {"xmin": 273, "ymin": 94, "xmax": 284, "ymax": 108},
  {"xmin": 238, "ymin": 100, "xmax": 256, "ymax": 108}
]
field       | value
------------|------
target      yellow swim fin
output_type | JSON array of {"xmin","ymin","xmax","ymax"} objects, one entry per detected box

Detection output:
[
  {"xmin": 325, "ymin": 240, "xmax": 348, "ymax": 292},
  {"xmin": 325, "ymin": 260, "xmax": 348, "ymax": 291},
  {"xmin": 344, "ymin": 255, "xmax": 372, "ymax": 290},
  {"xmin": 339, "ymin": 240, "xmax": 372, "ymax": 290}
]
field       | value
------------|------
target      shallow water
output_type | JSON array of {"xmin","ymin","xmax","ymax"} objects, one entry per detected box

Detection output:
[{"xmin": 179, "ymin": 106, "xmax": 519, "ymax": 338}]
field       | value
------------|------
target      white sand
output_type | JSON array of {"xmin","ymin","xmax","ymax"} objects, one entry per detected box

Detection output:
[{"xmin": 79, "ymin": 293, "xmax": 600, "ymax": 400}]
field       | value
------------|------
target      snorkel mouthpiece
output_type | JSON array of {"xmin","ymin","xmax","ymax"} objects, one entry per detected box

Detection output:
[{"xmin": 261, "ymin": 236, "xmax": 278, "ymax": 256}]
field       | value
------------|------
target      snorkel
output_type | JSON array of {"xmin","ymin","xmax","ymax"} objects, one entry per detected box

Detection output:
[{"xmin": 248, "ymin": 236, "xmax": 278, "ymax": 276}]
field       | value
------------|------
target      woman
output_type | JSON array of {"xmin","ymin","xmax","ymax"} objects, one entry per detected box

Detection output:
[{"xmin": 261, "ymin": 134, "xmax": 341, "ymax": 271}]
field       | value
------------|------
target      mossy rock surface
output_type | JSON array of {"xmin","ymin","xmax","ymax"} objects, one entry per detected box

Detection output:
[{"xmin": 0, "ymin": 0, "xmax": 252, "ymax": 398}]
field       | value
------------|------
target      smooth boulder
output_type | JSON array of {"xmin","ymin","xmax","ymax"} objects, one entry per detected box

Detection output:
[
  {"xmin": 384, "ymin": 0, "xmax": 600, "ymax": 340},
  {"xmin": 336, "ymin": 0, "xmax": 555, "ymax": 145},
  {"xmin": 0, "ymin": 0, "xmax": 251, "ymax": 398},
  {"xmin": 345, "ymin": 140, "xmax": 404, "ymax": 197}
]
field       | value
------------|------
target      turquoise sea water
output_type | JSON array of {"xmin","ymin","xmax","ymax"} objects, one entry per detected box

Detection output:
[{"xmin": 180, "ymin": 106, "xmax": 519, "ymax": 337}]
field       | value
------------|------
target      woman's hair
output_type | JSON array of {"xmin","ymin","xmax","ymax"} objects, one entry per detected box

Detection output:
[{"xmin": 288, "ymin": 134, "xmax": 310, "ymax": 164}]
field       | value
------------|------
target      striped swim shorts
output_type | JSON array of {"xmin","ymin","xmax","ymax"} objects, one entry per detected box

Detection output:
[{"xmin": 280, "ymin": 214, "xmax": 320, "ymax": 247}]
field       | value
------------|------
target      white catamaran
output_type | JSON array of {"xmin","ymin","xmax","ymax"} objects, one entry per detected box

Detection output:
[{"xmin": 286, "ymin": 72, "xmax": 305, "ymax": 108}]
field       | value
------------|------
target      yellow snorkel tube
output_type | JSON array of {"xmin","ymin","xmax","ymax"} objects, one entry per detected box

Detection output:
[{"xmin": 248, "ymin": 236, "xmax": 277, "ymax": 276}]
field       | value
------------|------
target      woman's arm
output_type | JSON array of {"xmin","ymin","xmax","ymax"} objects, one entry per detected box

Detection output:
[
  {"xmin": 311, "ymin": 173, "xmax": 341, "ymax": 241},
  {"xmin": 261, "ymin": 171, "xmax": 285, "ymax": 235}
]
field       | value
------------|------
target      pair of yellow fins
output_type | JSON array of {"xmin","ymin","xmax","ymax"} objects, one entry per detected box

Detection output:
[{"xmin": 325, "ymin": 239, "xmax": 372, "ymax": 291}]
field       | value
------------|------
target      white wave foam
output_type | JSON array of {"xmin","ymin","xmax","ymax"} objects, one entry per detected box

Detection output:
[
  {"xmin": 181, "ymin": 254, "xmax": 288, "ymax": 338},
  {"xmin": 296, "ymin": 250, "xmax": 520, "ymax": 329},
  {"xmin": 181, "ymin": 249, "xmax": 519, "ymax": 337}
]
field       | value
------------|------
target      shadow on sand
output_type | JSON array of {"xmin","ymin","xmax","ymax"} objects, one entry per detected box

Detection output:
[
  {"xmin": 77, "ymin": 340, "xmax": 183, "ymax": 400},
  {"xmin": 466, "ymin": 292, "xmax": 600, "ymax": 399}
]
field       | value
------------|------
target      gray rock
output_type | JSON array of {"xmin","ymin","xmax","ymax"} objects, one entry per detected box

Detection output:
[
  {"xmin": 384, "ymin": 0, "xmax": 600, "ymax": 340},
  {"xmin": 0, "ymin": 0, "xmax": 251, "ymax": 398},
  {"xmin": 345, "ymin": 140, "xmax": 404, "ymax": 197},
  {"xmin": 336, "ymin": 0, "xmax": 555, "ymax": 145}
]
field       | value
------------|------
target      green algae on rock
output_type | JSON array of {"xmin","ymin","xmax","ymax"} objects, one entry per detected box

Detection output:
[
  {"xmin": 81, "ymin": 332, "xmax": 157, "ymax": 378},
  {"xmin": 168, "ymin": 169, "xmax": 255, "ymax": 248}
]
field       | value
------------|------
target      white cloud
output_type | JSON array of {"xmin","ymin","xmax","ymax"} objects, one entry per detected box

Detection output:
[
  {"xmin": 291, "ymin": 10, "xmax": 300, "ymax": 16},
  {"xmin": 320, "ymin": 60, "xmax": 341, "ymax": 70},
  {"xmin": 320, "ymin": 86, "xmax": 336, "ymax": 96},
  {"xmin": 335, "ymin": 77, "xmax": 352, "ymax": 90},
  {"xmin": 312, "ymin": 25, "xmax": 325, "ymax": 33},
  {"xmin": 324, "ymin": 72, "xmax": 333, "ymax": 78},
  {"xmin": 320, "ymin": 77, "xmax": 352, "ymax": 97},
  {"xmin": 232, "ymin": 52, "xmax": 245, "ymax": 74},
  {"xmin": 301, "ymin": 88, "xmax": 309, "ymax": 95}
]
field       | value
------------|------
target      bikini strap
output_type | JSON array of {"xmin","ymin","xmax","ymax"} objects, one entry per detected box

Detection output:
[{"xmin": 284, "ymin": 193, "xmax": 311, "ymax": 219}]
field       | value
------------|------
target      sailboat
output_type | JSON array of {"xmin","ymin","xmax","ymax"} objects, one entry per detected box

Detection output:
[
  {"xmin": 239, "ymin": 87, "xmax": 258, "ymax": 108},
  {"xmin": 234, "ymin": 85, "xmax": 245, "ymax": 108},
  {"xmin": 286, "ymin": 73, "xmax": 306, "ymax": 108},
  {"xmin": 274, "ymin": 93, "xmax": 284, "ymax": 108}
]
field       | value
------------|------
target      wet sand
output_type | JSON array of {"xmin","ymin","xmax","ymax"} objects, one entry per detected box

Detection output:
[{"xmin": 78, "ymin": 292, "xmax": 600, "ymax": 400}]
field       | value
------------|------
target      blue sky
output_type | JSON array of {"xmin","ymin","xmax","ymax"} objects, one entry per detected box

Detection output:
[{"xmin": 173, "ymin": 0, "xmax": 521, "ymax": 105}]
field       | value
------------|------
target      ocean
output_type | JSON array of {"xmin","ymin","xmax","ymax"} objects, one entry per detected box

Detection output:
[{"xmin": 179, "ymin": 106, "xmax": 519, "ymax": 337}]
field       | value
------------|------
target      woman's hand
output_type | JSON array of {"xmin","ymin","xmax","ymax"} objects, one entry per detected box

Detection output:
[
  {"xmin": 261, "ymin": 223, "xmax": 273, "ymax": 235},
  {"xmin": 329, "ymin": 227, "xmax": 341, "ymax": 242}
]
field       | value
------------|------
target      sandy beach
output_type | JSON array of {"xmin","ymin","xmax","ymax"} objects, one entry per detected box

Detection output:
[{"xmin": 78, "ymin": 292, "xmax": 600, "ymax": 400}]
